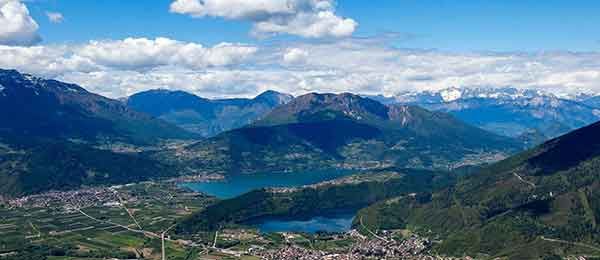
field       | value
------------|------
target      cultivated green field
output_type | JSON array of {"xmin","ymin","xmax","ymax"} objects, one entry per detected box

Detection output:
[{"xmin": 0, "ymin": 182, "xmax": 215, "ymax": 260}]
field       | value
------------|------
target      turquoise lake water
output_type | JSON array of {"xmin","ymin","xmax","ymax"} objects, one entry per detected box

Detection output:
[
  {"xmin": 181, "ymin": 169, "xmax": 354, "ymax": 199},
  {"xmin": 182, "ymin": 169, "xmax": 358, "ymax": 233},
  {"xmin": 251, "ymin": 213, "xmax": 355, "ymax": 233}
]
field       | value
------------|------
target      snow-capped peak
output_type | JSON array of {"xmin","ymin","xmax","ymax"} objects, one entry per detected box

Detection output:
[
  {"xmin": 439, "ymin": 88, "xmax": 462, "ymax": 102},
  {"xmin": 395, "ymin": 87, "xmax": 562, "ymax": 104}
]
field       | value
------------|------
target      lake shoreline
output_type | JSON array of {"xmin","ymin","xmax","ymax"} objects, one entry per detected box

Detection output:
[{"xmin": 180, "ymin": 169, "xmax": 357, "ymax": 199}]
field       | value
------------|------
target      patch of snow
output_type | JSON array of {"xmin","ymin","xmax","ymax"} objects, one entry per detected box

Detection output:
[
  {"xmin": 23, "ymin": 74, "xmax": 48, "ymax": 87},
  {"xmin": 593, "ymin": 109, "xmax": 600, "ymax": 117},
  {"xmin": 440, "ymin": 88, "xmax": 462, "ymax": 102},
  {"xmin": 394, "ymin": 86, "xmax": 592, "ymax": 105},
  {"xmin": 24, "ymin": 74, "xmax": 40, "ymax": 84},
  {"xmin": 0, "ymin": 84, "xmax": 4, "ymax": 92}
]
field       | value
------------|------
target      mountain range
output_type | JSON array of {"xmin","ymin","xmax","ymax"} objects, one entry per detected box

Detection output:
[
  {"xmin": 368, "ymin": 87, "xmax": 600, "ymax": 144},
  {"xmin": 0, "ymin": 69, "xmax": 520, "ymax": 196},
  {"xmin": 161, "ymin": 92, "xmax": 523, "ymax": 174},
  {"xmin": 4, "ymin": 67, "xmax": 600, "ymax": 206},
  {"xmin": 0, "ymin": 69, "xmax": 196, "ymax": 146},
  {"xmin": 126, "ymin": 89, "xmax": 293, "ymax": 137}
]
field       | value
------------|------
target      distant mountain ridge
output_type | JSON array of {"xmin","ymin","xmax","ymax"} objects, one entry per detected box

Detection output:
[
  {"xmin": 368, "ymin": 87, "xmax": 600, "ymax": 143},
  {"xmin": 161, "ymin": 92, "xmax": 522, "ymax": 174},
  {"xmin": 0, "ymin": 69, "xmax": 196, "ymax": 145},
  {"xmin": 126, "ymin": 89, "xmax": 293, "ymax": 137},
  {"xmin": 576, "ymin": 94, "xmax": 600, "ymax": 109}
]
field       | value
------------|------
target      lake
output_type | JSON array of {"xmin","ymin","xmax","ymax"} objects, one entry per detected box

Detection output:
[
  {"xmin": 181, "ymin": 169, "xmax": 354, "ymax": 199},
  {"xmin": 251, "ymin": 213, "xmax": 355, "ymax": 233},
  {"xmin": 181, "ymin": 169, "xmax": 358, "ymax": 233}
]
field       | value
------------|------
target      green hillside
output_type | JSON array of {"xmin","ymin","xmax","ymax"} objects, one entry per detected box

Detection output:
[
  {"xmin": 355, "ymin": 121, "xmax": 600, "ymax": 259},
  {"xmin": 0, "ymin": 134, "xmax": 179, "ymax": 197}
]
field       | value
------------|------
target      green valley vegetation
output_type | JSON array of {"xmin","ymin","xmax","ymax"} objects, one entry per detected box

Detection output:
[
  {"xmin": 176, "ymin": 168, "xmax": 455, "ymax": 233},
  {"xmin": 0, "ymin": 182, "xmax": 214, "ymax": 260},
  {"xmin": 354, "ymin": 121, "xmax": 600, "ymax": 259},
  {"xmin": 0, "ymin": 135, "xmax": 180, "ymax": 197}
]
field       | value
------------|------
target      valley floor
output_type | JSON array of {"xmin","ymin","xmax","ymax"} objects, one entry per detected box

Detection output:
[{"xmin": 0, "ymin": 180, "xmax": 477, "ymax": 260}]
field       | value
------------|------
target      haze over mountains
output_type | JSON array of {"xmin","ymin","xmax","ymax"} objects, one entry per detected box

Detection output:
[
  {"xmin": 121, "ymin": 81, "xmax": 600, "ymax": 147},
  {"xmin": 369, "ymin": 87, "xmax": 600, "ymax": 145},
  {"xmin": 124, "ymin": 85, "xmax": 600, "ymax": 147},
  {"xmin": 126, "ymin": 89, "xmax": 293, "ymax": 137}
]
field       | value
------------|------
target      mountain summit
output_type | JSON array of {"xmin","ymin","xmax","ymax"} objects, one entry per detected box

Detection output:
[
  {"xmin": 0, "ymin": 69, "xmax": 195, "ymax": 145},
  {"xmin": 165, "ymin": 92, "xmax": 522, "ymax": 174}
]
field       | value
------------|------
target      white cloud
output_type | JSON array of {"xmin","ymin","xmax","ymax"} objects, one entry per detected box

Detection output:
[
  {"xmin": 46, "ymin": 11, "xmax": 64, "ymax": 23},
  {"xmin": 0, "ymin": 37, "xmax": 258, "ymax": 79},
  {"xmin": 283, "ymin": 47, "xmax": 308, "ymax": 64},
  {"xmin": 170, "ymin": 0, "xmax": 357, "ymax": 38},
  {"xmin": 0, "ymin": 45, "xmax": 97, "ymax": 76},
  {"xmin": 77, "ymin": 37, "xmax": 257, "ymax": 70},
  {"xmin": 0, "ymin": 0, "xmax": 41, "ymax": 46},
  {"xmin": 3, "ymin": 36, "xmax": 600, "ymax": 99}
]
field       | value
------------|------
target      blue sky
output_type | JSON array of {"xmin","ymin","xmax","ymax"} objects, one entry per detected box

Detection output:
[
  {"xmin": 26, "ymin": 0, "xmax": 600, "ymax": 52},
  {"xmin": 2, "ymin": 0, "xmax": 600, "ymax": 98}
]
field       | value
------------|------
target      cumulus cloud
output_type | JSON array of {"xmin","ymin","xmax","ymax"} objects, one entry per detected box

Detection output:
[
  {"xmin": 3, "ymin": 36, "xmax": 600, "ymax": 99},
  {"xmin": 0, "ymin": 37, "xmax": 256, "ymax": 74},
  {"xmin": 0, "ymin": 0, "xmax": 41, "ymax": 46},
  {"xmin": 170, "ymin": 0, "xmax": 357, "ymax": 38},
  {"xmin": 77, "ymin": 37, "xmax": 257, "ymax": 70},
  {"xmin": 46, "ymin": 11, "xmax": 64, "ymax": 23},
  {"xmin": 0, "ymin": 45, "xmax": 97, "ymax": 76},
  {"xmin": 283, "ymin": 47, "xmax": 308, "ymax": 64}
]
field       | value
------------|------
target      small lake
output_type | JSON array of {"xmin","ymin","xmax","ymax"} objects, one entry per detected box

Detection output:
[
  {"xmin": 181, "ymin": 169, "xmax": 354, "ymax": 199},
  {"xmin": 251, "ymin": 213, "xmax": 355, "ymax": 234}
]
